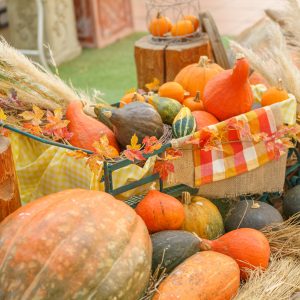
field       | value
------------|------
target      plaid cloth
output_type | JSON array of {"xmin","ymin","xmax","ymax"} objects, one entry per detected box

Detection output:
[{"xmin": 193, "ymin": 97, "xmax": 296, "ymax": 186}]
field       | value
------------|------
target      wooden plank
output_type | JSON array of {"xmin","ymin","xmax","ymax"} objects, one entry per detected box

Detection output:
[{"xmin": 0, "ymin": 136, "xmax": 21, "ymax": 222}]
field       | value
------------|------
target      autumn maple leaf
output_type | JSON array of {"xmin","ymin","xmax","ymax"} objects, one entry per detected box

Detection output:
[
  {"xmin": 23, "ymin": 123, "xmax": 43, "ymax": 135},
  {"xmin": 153, "ymin": 160, "xmax": 175, "ymax": 180},
  {"xmin": 19, "ymin": 105, "xmax": 44, "ymax": 126},
  {"xmin": 143, "ymin": 136, "xmax": 162, "ymax": 154},
  {"xmin": 164, "ymin": 148, "xmax": 183, "ymax": 160},
  {"xmin": 0, "ymin": 108, "xmax": 7, "ymax": 121},
  {"xmin": 145, "ymin": 77, "xmax": 160, "ymax": 92},
  {"xmin": 124, "ymin": 134, "xmax": 145, "ymax": 161},
  {"xmin": 86, "ymin": 155, "xmax": 104, "ymax": 175},
  {"xmin": 92, "ymin": 135, "xmax": 119, "ymax": 159}
]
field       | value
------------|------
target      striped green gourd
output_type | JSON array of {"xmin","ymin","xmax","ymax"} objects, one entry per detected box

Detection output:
[{"xmin": 172, "ymin": 107, "xmax": 196, "ymax": 138}]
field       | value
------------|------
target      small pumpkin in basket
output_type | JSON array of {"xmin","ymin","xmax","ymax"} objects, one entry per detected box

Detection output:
[
  {"xmin": 180, "ymin": 191, "xmax": 224, "ymax": 239},
  {"xmin": 203, "ymin": 53, "xmax": 254, "ymax": 121},
  {"xmin": 183, "ymin": 91, "xmax": 204, "ymax": 111},
  {"xmin": 172, "ymin": 106, "xmax": 196, "ymax": 138},
  {"xmin": 100, "ymin": 102, "xmax": 164, "ymax": 147},
  {"xmin": 183, "ymin": 15, "xmax": 200, "ymax": 30},
  {"xmin": 261, "ymin": 79, "xmax": 289, "ymax": 106},
  {"xmin": 171, "ymin": 19, "xmax": 195, "ymax": 36},
  {"xmin": 66, "ymin": 101, "xmax": 119, "ymax": 152},
  {"xmin": 199, "ymin": 228, "xmax": 270, "ymax": 280},
  {"xmin": 192, "ymin": 110, "xmax": 219, "ymax": 131},
  {"xmin": 174, "ymin": 56, "xmax": 224, "ymax": 97},
  {"xmin": 135, "ymin": 187, "xmax": 185, "ymax": 233},
  {"xmin": 149, "ymin": 12, "xmax": 172, "ymax": 37},
  {"xmin": 120, "ymin": 92, "xmax": 145, "ymax": 108},
  {"xmin": 0, "ymin": 189, "xmax": 152, "ymax": 300},
  {"xmin": 158, "ymin": 81, "xmax": 185, "ymax": 103},
  {"xmin": 153, "ymin": 251, "xmax": 240, "ymax": 300}
]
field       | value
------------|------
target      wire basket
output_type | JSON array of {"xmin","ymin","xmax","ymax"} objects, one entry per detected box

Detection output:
[{"xmin": 145, "ymin": 0, "xmax": 202, "ymax": 45}]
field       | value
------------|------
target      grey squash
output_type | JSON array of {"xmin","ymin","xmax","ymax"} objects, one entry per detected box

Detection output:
[
  {"xmin": 225, "ymin": 200, "xmax": 283, "ymax": 232},
  {"xmin": 283, "ymin": 185, "xmax": 300, "ymax": 221},
  {"xmin": 151, "ymin": 230, "xmax": 200, "ymax": 274}
]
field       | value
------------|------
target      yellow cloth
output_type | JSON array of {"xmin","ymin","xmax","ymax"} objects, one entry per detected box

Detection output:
[{"xmin": 10, "ymin": 133, "xmax": 156, "ymax": 203}]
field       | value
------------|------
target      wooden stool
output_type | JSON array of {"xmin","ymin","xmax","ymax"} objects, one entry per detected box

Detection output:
[
  {"xmin": 0, "ymin": 136, "xmax": 21, "ymax": 222},
  {"xmin": 134, "ymin": 34, "xmax": 212, "ymax": 89}
]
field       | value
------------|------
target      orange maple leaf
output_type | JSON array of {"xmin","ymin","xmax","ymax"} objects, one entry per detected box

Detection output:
[
  {"xmin": 19, "ymin": 105, "xmax": 44, "ymax": 126},
  {"xmin": 92, "ymin": 135, "xmax": 119, "ymax": 159},
  {"xmin": 143, "ymin": 136, "xmax": 162, "ymax": 154},
  {"xmin": 23, "ymin": 123, "xmax": 43, "ymax": 135},
  {"xmin": 145, "ymin": 78, "xmax": 160, "ymax": 92},
  {"xmin": 153, "ymin": 160, "xmax": 174, "ymax": 180}
]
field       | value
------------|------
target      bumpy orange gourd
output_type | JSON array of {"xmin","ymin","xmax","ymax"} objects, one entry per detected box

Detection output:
[
  {"xmin": 261, "ymin": 79, "xmax": 289, "ymax": 106},
  {"xmin": 153, "ymin": 251, "xmax": 240, "ymax": 300},
  {"xmin": 192, "ymin": 110, "xmax": 219, "ymax": 131},
  {"xmin": 149, "ymin": 12, "xmax": 172, "ymax": 37},
  {"xmin": 120, "ymin": 92, "xmax": 145, "ymax": 107},
  {"xmin": 171, "ymin": 20, "xmax": 194, "ymax": 36},
  {"xmin": 0, "ymin": 189, "xmax": 152, "ymax": 299},
  {"xmin": 158, "ymin": 81, "xmax": 185, "ymax": 103},
  {"xmin": 183, "ymin": 91, "xmax": 204, "ymax": 111},
  {"xmin": 66, "ymin": 101, "xmax": 119, "ymax": 152},
  {"xmin": 175, "ymin": 56, "xmax": 224, "ymax": 97},
  {"xmin": 135, "ymin": 188, "xmax": 185, "ymax": 233},
  {"xmin": 203, "ymin": 54, "xmax": 254, "ymax": 121},
  {"xmin": 183, "ymin": 15, "xmax": 199, "ymax": 30},
  {"xmin": 199, "ymin": 228, "xmax": 270, "ymax": 280}
]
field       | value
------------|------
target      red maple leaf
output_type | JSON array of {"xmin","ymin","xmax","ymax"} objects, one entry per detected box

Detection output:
[
  {"xmin": 123, "ymin": 149, "xmax": 146, "ymax": 162},
  {"xmin": 142, "ymin": 136, "xmax": 162, "ymax": 154},
  {"xmin": 153, "ymin": 160, "xmax": 175, "ymax": 180}
]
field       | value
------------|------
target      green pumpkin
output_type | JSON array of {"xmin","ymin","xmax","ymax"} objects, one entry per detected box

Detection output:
[
  {"xmin": 172, "ymin": 107, "xmax": 196, "ymax": 138},
  {"xmin": 148, "ymin": 95, "xmax": 183, "ymax": 125}
]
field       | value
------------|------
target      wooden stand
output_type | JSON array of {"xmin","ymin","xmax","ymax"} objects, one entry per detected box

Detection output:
[
  {"xmin": 0, "ymin": 136, "xmax": 21, "ymax": 222},
  {"xmin": 134, "ymin": 34, "xmax": 213, "ymax": 89}
]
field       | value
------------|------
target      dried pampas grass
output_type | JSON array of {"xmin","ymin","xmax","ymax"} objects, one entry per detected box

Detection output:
[
  {"xmin": 261, "ymin": 212, "xmax": 300, "ymax": 260},
  {"xmin": 235, "ymin": 255, "xmax": 300, "ymax": 300},
  {"xmin": 230, "ymin": 21, "xmax": 300, "ymax": 103}
]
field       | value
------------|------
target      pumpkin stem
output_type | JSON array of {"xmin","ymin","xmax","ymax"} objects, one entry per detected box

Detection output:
[
  {"xmin": 198, "ymin": 56, "xmax": 209, "ymax": 67},
  {"xmin": 197, "ymin": 236, "xmax": 212, "ymax": 251},
  {"xmin": 236, "ymin": 53, "xmax": 245, "ymax": 60},
  {"xmin": 232, "ymin": 53, "xmax": 249, "ymax": 83},
  {"xmin": 156, "ymin": 11, "xmax": 161, "ymax": 19},
  {"xmin": 102, "ymin": 110, "xmax": 113, "ymax": 119},
  {"xmin": 182, "ymin": 191, "xmax": 191, "ymax": 205},
  {"xmin": 277, "ymin": 78, "xmax": 284, "ymax": 91},
  {"xmin": 194, "ymin": 91, "xmax": 201, "ymax": 103}
]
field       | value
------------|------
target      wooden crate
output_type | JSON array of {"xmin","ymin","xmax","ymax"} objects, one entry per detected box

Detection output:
[
  {"xmin": 74, "ymin": 0, "xmax": 134, "ymax": 48},
  {"xmin": 134, "ymin": 34, "xmax": 212, "ymax": 89}
]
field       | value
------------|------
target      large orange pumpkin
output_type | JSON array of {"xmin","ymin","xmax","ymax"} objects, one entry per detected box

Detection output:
[
  {"xmin": 149, "ymin": 12, "xmax": 172, "ymax": 37},
  {"xmin": 66, "ymin": 101, "xmax": 119, "ymax": 152},
  {"xmin": 203, "ymin": 54, "xmax": 254, "ymax": 121},
  {"xmin": 199, "ymin": 228, "xmax": 270, "ymax": 280},
  {"xmin": 0, "ymin": 189, "xmax": 152, "ymax": 299},
  {"xmin": 158, "ymin": 81, "xmax": 185, "ymax": 103},
  {"xmin": 174, "ymin": 56, "xmax": 224, "ymax": 97},
  {"xmin": 135, "ymin": 188, "xmax": 185, "ymax": 233},
  {"xmin": 192, "ymin": 110, "xmax": 219, "ymax": 131},
  {"xmin": 153, "ymin": 251, "xmax": 240, "ymax": 300}
]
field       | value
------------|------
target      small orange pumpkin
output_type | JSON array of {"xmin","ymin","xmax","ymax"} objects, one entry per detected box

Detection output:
[
  {"xmin": 135, "ymin": 187, "xmax": 185, "ymax": 233},
  {"xmin": 171, "ymin": 20, "xmax": 194, "ymax": 36},
  {"xmin": 199, "ymin": 228, "xmax": 270, "ymax": 280},
  {"xmin": 203, "ymin": 53, "xmax": 254, "ymax": 121},
  {"xmin": 183, "ymin": 15, "xmax": 199, "ymax": 30},
  {"xmin": 120, "ymin": 92, "xmax": 145, "ymax": 107},
  {"xmin": 149, "ymin": 12, "xmax": 172, "ymax": 37},
  {"xmin": 175, "ymin": 56, "xmax": 224, "ymax": 97},
  {"xmin": 192, "ymin": 110, "xmax": 219, "ymax": 131},
  {"xmin": 183, "ymin": 91, "xmax": 204, "ymax": 111},
  {"xmin": 158, "ymin": 81, "xmax": 185, "ymax": 103},
  {"xmin": 261, "ymin": 79, "xmax": 289, "ymax": 106}
]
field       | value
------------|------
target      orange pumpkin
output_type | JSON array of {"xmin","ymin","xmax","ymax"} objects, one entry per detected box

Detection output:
[
  {"xmin": 171, "ymin": 20, "xmax": 194, "ymax": 36},
  {"xmin": 261, "ymin": 79, "xmax": 289, "ymax": 106},
  {"xmin": 203, "ymin": 54, "xmax": 254, "ymax": 121},
  {"xmin": 183, "ymin": 91, "xmax": 204, "ymax": 111},
  {"xmin": 66, "ymin": 101, "xmax": 119, "ymax": 152},
  {"xmin": 135, "ymin": 188, "xmax": 185, "ymax": 233},
  {"xmin": 120, "ymin": 92, "xmax": 145, "ymax": 108},
  {"xmin": 192, "ymin": 110, "xmax": 219, "ymax": 131},
  {"xmin": 175, "ymin": 56, "xmax": 224, "ymax": 97},
  {"xmin": 183, "ymin": 15, "xmax": 199, "ymax": 30},
  {"xmin": 0, "ymin": 189, "xmax": 152, "ymax": 299},
  {"xmin": 199, "ymin": 228, "xmax": 270, "ymax": 280},
  {"xmin": 153, "ymin": 251, "xmax": 240, "ymax": 300},
  {"xmin": 158, "ymin": 81, "xmax": 185, "ymax": 103},
  {"xmin": 149, "ymin": 12, "xmax": 172, "ymax": 37}
]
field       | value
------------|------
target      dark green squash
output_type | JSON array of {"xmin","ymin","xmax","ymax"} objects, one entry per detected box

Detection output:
[
  {"xmin": 283, "ymin": 185, "xmax": 300, "ymax": 221},
  {"xmin": 225, "ymin": 200, "xmax": 283, "ymax": 232},
  {"xmin": 151, "ymin": 230, "xmax": 200, "ymax": 274},
  {"xmin": 100, "ymin": 102, "xmax": 164, "ymax": 147},
  {"xmin": 172, "ymin": 107, "xmax": 196, "ymax": 138},
  {"xmin": 147, "ymin": 95, "xmax": 183, "ymax": 125}
]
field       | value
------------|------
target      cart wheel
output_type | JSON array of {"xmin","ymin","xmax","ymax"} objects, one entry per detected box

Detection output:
[{"xmin": 200, "ymin": 11, "xmax": 232, "ymax": 69}]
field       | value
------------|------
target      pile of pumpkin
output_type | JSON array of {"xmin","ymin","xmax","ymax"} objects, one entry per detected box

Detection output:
[
  {"xmin": 65, "ymin": 54, "xmax": 289, "ymax": 156},
  {"xmin": 1, "ymin": 185, "xmax": 299, "ymax": 299}
]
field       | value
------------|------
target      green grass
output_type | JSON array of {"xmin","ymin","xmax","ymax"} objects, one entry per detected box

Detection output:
[{"xmin": 58, "ymin": 32, "xmax": 146, "ymax": 103}]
